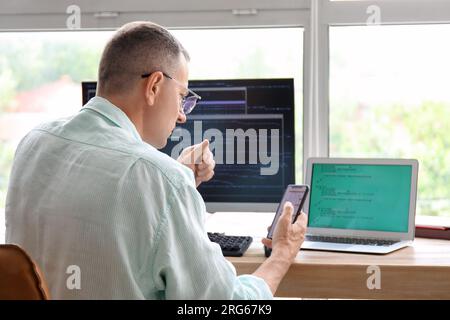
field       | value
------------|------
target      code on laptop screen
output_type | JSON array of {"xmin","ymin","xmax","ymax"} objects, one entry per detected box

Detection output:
[{"xmin": 308, "ymin": 164, "xmax": 412, "ymax": 232}]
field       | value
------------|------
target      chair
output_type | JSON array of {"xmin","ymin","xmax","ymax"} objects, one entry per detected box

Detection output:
[{"xmin": 0, "ymin": 244, "xmax": 50, "ymax": 300}]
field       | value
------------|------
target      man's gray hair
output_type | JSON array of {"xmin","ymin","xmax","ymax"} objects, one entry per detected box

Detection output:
[{"xmin": 97, "ymin": 21, "xmax": 189, "ymax": 95}]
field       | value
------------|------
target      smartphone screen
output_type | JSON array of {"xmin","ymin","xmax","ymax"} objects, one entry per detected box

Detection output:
[{"xmin": 267, "ymin": 185, "xmax": 309, "ymax": 239}]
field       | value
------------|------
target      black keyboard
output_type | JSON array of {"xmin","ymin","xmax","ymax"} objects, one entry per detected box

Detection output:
[
  {"xmin": 306, "ymin": 235, "xmax": 398, "ymax": 247},
  {"xmin": 207, "ymin": 232, "xmax": 253, "ymax": 257}
]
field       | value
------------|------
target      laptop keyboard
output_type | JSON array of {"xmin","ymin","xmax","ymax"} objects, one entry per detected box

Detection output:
[
  {"xmin": 306, "ymin": 235, "xmax": 398, "ymax": 247},
  {"xmin": 207, "ymin": 232, "xmax": 253, "ymax": 257}
]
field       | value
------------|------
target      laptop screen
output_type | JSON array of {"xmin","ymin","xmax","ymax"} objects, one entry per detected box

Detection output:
[{"xmin": 308, "ymin": 163, "xmax": 412, "ymax": 233}]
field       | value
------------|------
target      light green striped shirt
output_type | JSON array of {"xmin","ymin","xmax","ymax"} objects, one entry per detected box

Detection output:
[{"xmin": 6, "ymin": 96, "xmax": 272, "ymax": 300}]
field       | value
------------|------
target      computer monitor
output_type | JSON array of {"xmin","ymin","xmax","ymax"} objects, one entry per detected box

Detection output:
[{"xmin": 81, "ymin": 78, "xmax": 296, "ymax": 212}]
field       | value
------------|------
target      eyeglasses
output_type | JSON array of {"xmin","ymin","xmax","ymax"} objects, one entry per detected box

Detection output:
[{"xmin": 141, "ymin": 71, "xmax": 201, "ymax": 114}]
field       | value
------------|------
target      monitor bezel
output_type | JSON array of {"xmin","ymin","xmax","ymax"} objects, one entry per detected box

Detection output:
[{"xmin": 304, "ymin": 157, "xmax": 419, "ymax": 240}]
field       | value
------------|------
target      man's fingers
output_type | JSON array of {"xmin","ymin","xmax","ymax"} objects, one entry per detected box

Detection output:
[
  {"xmin": 281, "ymin": 201, "xmax": 294, "ymax": 221},
  {"xmin": 203, "ymin": 150, "xmax": 213, "ymax": 163},
  {"xmin": 197, "ymin": 170, "xmax": 214, "ymax": 182},
  {"xmin": 201, "ymin": 139, "xmax": 209, "ymax": 150},
  {"xmin": 197, "ymin": 164, "xmax": 215, "ymax": 175},
  {"xmin": 190, "ymin": 139, "xmax": 210, "ymax": 164},
  {"xmin": 295, "ymin": 211, "xmax": 308, "ymax": 226},
  {"xmin": 197, "ymin": 159, "xmax": 215, "ymax": 170},
  {"xmin": 261, "ymin": 238, "xmax": 272, "ymax": 248},
  {"xmin": 192, "ymin": 144, "xmax": 204, "ymax": 164},
  {"xmin": 197, "ymin": 168, "xmax": 214, "ymax": 177}
]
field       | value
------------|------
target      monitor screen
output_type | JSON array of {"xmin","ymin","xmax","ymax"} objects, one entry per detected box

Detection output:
[
  {"xmin": 82, "ymin": 81, "xmax": 97, "ymax": 105},
  {"xmin": 82, "ymin": 78, "xmax": 296, "ymax": 212},
  {"xmin": 308, "ymin": 163, "xmax": 412, "ymax": 232}
]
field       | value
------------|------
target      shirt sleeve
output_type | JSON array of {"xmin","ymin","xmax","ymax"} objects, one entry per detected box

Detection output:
[{"xmin": 150, "ymin": 171, "xmax": 273, "ymax": 300}]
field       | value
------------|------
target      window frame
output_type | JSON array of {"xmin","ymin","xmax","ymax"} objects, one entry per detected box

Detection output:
[{"xmin": 0, "ymin": 0, "xmax": 310, "ymax": 30}]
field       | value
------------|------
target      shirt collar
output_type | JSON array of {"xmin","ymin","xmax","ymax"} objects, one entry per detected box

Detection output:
[{"xmin": 82, "ymin": 96, "xmax": 143, "ymax": 143}]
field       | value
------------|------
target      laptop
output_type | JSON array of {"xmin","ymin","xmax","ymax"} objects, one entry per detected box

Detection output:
[{"xmin": 302, "ymin": 158, "xmax": 419, "ymax": 254}]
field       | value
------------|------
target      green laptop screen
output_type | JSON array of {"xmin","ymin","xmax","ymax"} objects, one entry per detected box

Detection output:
[{"xmin": 308, "ymin": 163, "xmax": 412, "ymax": 232}]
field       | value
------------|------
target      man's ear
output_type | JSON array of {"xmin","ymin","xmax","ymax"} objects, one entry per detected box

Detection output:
[{"xmin": 144, "ymin": 72, "xmax": 164, "ymax": 106}]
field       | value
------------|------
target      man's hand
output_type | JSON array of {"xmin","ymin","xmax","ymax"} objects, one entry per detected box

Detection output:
[
  {"xmin": 261, "ymin": 202, "xmax": 308, "ymax": 263},
  {"xmin": 252, "ymin": 201, "xmax": 308, "ymax": 294},
  {"xmin": 177, "ymin": 139, "xmax": 216, "ymax": 187}
]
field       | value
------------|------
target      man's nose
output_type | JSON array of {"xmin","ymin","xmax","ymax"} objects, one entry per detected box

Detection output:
[{"xmin": 177, "ymin": 110, "xmax": 187, "ymax": 123}]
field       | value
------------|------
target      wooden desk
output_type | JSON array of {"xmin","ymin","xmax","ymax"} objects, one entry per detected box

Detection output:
[{"xmin": 206, "ymin": 212, "xmax": 450, "ymax": 299}]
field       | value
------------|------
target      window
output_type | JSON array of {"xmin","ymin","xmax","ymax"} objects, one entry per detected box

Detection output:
[
  {"xmin": 327, "ymin": 20, "xmax": 450, "ymax": 219},
  {"xmin": 0, "ymin": 31, "xmax": 109, "ymax": 207}
]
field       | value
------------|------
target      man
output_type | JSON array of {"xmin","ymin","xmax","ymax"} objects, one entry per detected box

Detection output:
[{"xmin": 6, "ymin": 21, "xmax": 307, "ymax": 299}]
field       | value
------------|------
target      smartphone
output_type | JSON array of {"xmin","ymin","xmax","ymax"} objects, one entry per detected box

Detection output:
[{"xmin": 265, "ymin": 184, "xmax": 309, "ymax": 257}]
